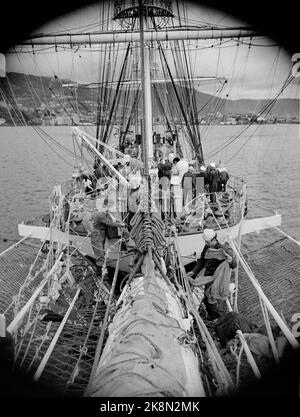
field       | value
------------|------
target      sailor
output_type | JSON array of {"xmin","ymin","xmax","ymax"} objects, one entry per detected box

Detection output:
[
  {"xmin": 82, "ymin": 171, "xmax": 93, "ymax": 195},
  {"xmin": 172, "ymin": 157, "xmax": 189, "ymax": 181},
  {"xmin": 181, "ymin": 164, "xmax": 195, "ymax": 206},
  {"xmin": 127, "ymin": 174, "xmax": 143, "ymax": 226},
  {"xmin": 93, "ymin": 159, "xmax": 103, "ymax": 179},
  {"xmin": 129, "ymin": 150, "xmax": 144, "ymax": 175},
  {"xmin": 189, "ymin": 228, "xmax": 236, "ymax": 320},
  {"xmin": 123, "ymin": 154, "xmax": 132, "ymax": 178},
  {"xmin": 96, "ymin": 173, "xmax": 108, "ymax": 196},
  {"xmin": 157, "ymin": 157, "xmax": 172, "ymax": 180},
  {"xmin": 157, "ymin": 158, "xmax": 171, "ymax": 219},
  {"xmin": 90, "ymin": 205, "xmax": 126, "ymax": 278},
  {"xmin": 218, "ymin": 166, "xmax": 229, "ymax": 192},
  {"xmin": 170, "ymin": 168, "xmax": 183, "ymax": 216},
  {"xmin": 149, "ymin": 161, "xmax": 158, "ymax": 183},
  {"xmin": 207, "ymin": 162, "xmax": 219, "ymax": 204}
]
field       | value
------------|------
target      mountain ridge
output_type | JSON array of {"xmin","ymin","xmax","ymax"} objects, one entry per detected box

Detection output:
[{"xmin": 0, "ymin": 72, "xmax": 299, "ymax": 123}]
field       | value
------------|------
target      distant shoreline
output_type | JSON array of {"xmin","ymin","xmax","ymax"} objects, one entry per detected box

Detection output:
[{"xmin": 0, "ymin": 121, "xmax": 299, "ymax": 127}]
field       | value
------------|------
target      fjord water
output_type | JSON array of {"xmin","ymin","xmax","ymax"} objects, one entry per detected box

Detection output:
[{"xmin": 0, "ymin": 124, "xmax": 299, "ymax": 253}]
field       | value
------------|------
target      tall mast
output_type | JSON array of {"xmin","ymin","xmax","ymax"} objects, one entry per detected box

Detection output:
[
  {"xmin": 111, "ymin": 0, "xmax": 174, "ymax": 172},
  {"xmin": 138, "ymin": 0, "xmax": 152, "ymax": 175}
]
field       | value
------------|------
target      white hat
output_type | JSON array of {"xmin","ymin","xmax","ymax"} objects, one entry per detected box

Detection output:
[
  {"xmin": 203, "ymin": 228, "xmax": 217, "ymax": 242},
  {"xmin": 200, "ymin": 165, "xmax": 206, "ymax": 171},
  {"xmin": 210, "ymin": 162, "xmax": 216, "ymax": 168}
]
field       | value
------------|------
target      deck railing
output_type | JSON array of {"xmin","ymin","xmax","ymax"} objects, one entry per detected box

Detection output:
[{"xmin": 51, "ymin": 173, "xmax": 247, "ymax": 237}]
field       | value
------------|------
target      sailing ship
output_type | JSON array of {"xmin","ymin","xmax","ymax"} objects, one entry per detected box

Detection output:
[{"xmin": 0, "ymin": 0, "xmax": 299, "ymax": 397}]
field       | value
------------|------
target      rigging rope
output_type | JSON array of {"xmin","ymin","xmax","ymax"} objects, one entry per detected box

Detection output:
[
  {"xmin": 207, "ymin": 72, "xmax": 295, "ymax": 162},
  {"xmin": 102, "ymin": 44, "xmax": 131, "ymax": 144}
]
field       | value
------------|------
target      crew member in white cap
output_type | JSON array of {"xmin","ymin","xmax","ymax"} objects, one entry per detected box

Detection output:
[
  {"xmin": 189, "ymin": 228, "xmax": 236, "ymax": 320},
  {"xmin": 90, "ymin": 205, "xmax": 126, "ymax": 278}
]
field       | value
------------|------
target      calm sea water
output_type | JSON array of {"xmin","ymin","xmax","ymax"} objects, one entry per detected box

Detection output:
[{"xmin": 0, "ymin": 124, "xmax": 299, "ymax": 253}]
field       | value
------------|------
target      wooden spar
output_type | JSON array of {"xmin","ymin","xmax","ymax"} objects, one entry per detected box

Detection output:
[
  {"xmin": 19, "ymin": 28, "xmax": 257, "ymax": 46},
  {"xmin": 82, "ymin": 77, "xmax": 224, "ymax": 88},
  {"xmin": 268, "ymin": 224, "xmax": 300, "ymax": 246},
  {"xmin": 33, "ymin": 287, "xmax": 81, "ymax": 381},
  {"xmin": 74, "ymin": 127, "xmax": 125, "ymax": 158},
  {"xmin": 74, "ymin": 128, "xmax": 129, "ymax": 186},
  {"xmin": 0, "ymin": 234, "xmax": 32, "ymax": 257},
  {"xmin": 236, "ymin": 330, "xmax": 262, "ymax": 379}
]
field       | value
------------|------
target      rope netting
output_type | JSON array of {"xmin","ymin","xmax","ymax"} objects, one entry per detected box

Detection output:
[
  {"xmin": 237, "ymin": 237, "xmax": 300, "ymax": 327},
  {"xmin": 0, "ymin": 237, "xmax": 115, "ymax": 395},
  {"xmin": 0, "ymin": 239, "xmax": 42, "ymax": 323},
  {"xmin": 14, "ymin": 302, "xmax": 110, "ymax": 396}
]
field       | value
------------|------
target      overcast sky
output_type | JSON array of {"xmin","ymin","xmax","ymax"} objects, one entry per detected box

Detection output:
[{"xmin": 5, "ymin": 1, "xmax": 300, "ymax": 99}]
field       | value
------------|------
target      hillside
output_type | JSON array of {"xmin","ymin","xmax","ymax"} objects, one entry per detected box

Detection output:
[{"xmin": 0, "ymin": 72, "xmax": 299, "ymax": 125}]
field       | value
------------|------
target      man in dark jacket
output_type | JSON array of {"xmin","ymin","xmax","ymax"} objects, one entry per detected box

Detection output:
[
  {"xmin": 189, "ymin": 228, "xmax": 236, "ymax": 320},
  {"xmin": 208, "ymin": 162, "xmax": 219, "ymax": 203},
  {"xmin": 218, "ymin": 167, "xmax": 229, "ymax": 192},
  {"xmin": 157, "ymin": 158, "xmax": 172, "ymax": 180},
  {"xmin": 91, "ymin": 209, "xmax": 126, "ymax": 277}
]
